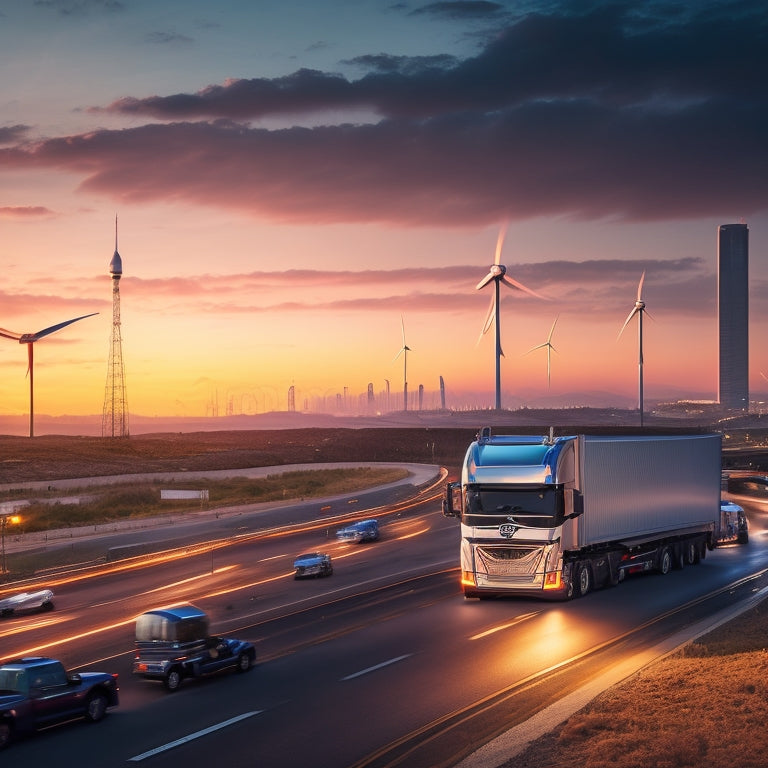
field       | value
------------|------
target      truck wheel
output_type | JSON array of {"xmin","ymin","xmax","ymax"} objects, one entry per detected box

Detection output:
[
  {"xmin": 164, "ymin": 669, "xmax": 183, "ymax": 692},
  {"xmin": 738, "ymin": 530, "xmax": 749, "ymax": 545},
  {"xmin": 85, "ymin": 692, "xmax": 108, "ymax": 722},
  {"xmin": 658, "ymin": 547, "xmax": 673, "ymax": 575},
  {"xmin": 576, "ymin": 563, "xmax": 591, "ymax": 596},
  {"xmin": 685, "ymin": 541, "xmax": 698, "ymax": 565},
  {"xmin": 237, "ymin": 652, "xmax": 253, "ymax": 673},
  {"xmin": 0, "ymin": 721, "xmax": 11, "ymax": 749}
]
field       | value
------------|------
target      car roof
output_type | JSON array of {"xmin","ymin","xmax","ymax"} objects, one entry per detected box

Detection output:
[
  {"xmin": 138, "ymin": 604, "xmax": 207, "ymax": 622},
  {"xmin": 0, "ymin": 657, "xmax": 57, "ymax": 669}
]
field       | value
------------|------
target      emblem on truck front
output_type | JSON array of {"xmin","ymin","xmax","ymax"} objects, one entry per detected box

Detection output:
[{"xmin": 499, "ymin": 523, "xmax": 517, "ymax": 538}]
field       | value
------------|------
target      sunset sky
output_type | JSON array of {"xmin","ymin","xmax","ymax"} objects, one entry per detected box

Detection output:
[{"xmin": 1, "ymin": 0, "xmax": 766, "ymax": 423}]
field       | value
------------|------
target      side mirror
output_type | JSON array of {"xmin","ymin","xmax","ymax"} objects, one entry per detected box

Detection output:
[{"xmin": 443, "ymin": 482, "xmax": 462, "ymax": 517}]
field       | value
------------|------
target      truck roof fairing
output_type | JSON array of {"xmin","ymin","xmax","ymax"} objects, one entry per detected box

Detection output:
[{"xmin": 466, "ymin": 435, "xmax": 575, "ymax": 485}]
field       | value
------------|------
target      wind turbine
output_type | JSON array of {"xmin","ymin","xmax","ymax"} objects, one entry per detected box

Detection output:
[
  {"xmin": 526, "ymin": 315, "xmax": 559, "ymax": 387},
  {"xmin": 0, "ymin": 313, "xmax": 98, "ymax": 437},
  {"xmin": 618, "ymin": 272, "xmax": 650, "ymax": 427},
  {"xmin": 392, "ymin": 316, "xmax": 411, "ymax": 411},
  {"xmin": 476, "ymin": 224, "xmax": 545, "ymax": 409}
]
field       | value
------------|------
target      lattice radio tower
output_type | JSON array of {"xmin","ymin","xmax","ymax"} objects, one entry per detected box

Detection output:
[{"xmin": 102, "ymin": 217, "xmax": 129, "ymax": 437}]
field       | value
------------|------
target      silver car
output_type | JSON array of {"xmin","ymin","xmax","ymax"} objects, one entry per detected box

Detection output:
[{"xmin": 336, "ymin": 519, "xmax": 379, "ymax": 543}]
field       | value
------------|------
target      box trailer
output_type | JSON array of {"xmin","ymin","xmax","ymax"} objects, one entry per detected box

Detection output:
[{"xmin": 443, "ymin": 429, "xmax": 747, "ymax": 600}]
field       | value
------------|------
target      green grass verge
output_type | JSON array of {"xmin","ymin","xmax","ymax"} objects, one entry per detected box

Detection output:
[{"xmin": 4, "ymin": 467, "xmax": 409, "ymax": 533}]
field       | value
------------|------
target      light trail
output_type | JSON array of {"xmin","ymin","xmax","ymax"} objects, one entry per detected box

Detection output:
[
  {"xmin": 0, "ymin": 616, "xmax": 64, "ymax": 639},
  {"xmin": 139, "ymin": 564, "xmax": 238, "ymax": 595},
  {"xmin": 469, "ymin": 612, "xmax": 540, "ymax": 640}
]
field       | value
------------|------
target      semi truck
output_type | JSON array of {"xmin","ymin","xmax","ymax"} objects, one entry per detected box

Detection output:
[{"xmin": 443, "ymin": 429, "xmax": 748, "ymax": 600}]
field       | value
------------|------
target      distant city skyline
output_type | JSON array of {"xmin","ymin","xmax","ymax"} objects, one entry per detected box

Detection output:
[{"xmin": 1, "ymin": 2, "xmax": 766, "ymax": 424}]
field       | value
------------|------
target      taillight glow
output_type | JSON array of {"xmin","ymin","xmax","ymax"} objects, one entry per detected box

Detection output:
[{"xmin": 543, "ymin": 570, "xmax": 562, "ymax": 590}]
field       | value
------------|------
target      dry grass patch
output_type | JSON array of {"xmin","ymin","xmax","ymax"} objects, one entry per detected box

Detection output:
[{"xmin": 511, "ymin": 601, "xmax": 768, "ymax": 768}]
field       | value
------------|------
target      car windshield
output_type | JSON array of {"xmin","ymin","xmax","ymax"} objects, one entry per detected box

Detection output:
[
  {"xmin": 0, "ymin": 667, "xmax": 29, "ymax": 695},
  {"xmin": 463, "ymin": 484, "xmax": 564, "ymax": 528}
]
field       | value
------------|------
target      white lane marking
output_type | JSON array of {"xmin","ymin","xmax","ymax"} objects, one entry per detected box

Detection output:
[
  {"xmin": 341, "ymin": 654, "xmax": 412, "ymax": 681},
  {"xmin": 128, "ymin": 711, "xmax": 262, "ymax": 761}
]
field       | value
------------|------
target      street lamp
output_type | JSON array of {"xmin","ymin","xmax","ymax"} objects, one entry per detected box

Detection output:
[{"xmin": 1, "ymin": 513, "xmax": 21, "ymax": 575}]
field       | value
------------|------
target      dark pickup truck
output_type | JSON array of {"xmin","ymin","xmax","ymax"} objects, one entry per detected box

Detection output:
[{"xmin": 0, "ymin": 656, "xmax": 119, "ymax": 749}]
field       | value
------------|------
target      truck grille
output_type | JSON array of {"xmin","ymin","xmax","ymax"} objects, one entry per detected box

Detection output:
[{"xmin": 476, "ymin": 546, "xmax": 543, "ymax": 578}]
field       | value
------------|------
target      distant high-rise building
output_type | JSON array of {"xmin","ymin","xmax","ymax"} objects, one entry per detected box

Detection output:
[
  {"xmin": 102, "ymin": 217, "xmax": 129, "ymax": 436},
  {"xmin": 718, "ymin": 223, "xmax": 749, "ymax": 410}
]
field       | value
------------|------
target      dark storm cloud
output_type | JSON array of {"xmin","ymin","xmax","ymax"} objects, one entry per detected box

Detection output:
[
  {"xmin": 5, "ymin": 1, "xmax": 767, "ymax": 226},
  {"xmin": 410, "ymin": 2, "xmax": 506, "ymax": 20},
  {"xmin": 0, "ymin": 125, "xmax": 31, "ymax": 144},
  {"xmin": 32, "ymin": 0, "xmax": 125, "ymax": 16},
  {"xmin": 100, "ymin": 4, "xmax": 768, "ymax": 119}
]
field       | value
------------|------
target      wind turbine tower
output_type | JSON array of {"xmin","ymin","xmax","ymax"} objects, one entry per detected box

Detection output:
[
  {"xmin": 393, "ymin": 316, "xmax": 411, "ymax": 411},
  {"xmin": 102, "ymin": 218, "xmax": 129, "ymax": 437},
  {"xmin": 618, "ymin": 272, "xmax": 650, "ymax": 427},
  {"xmin": 476, "ymin": 225, "xmax": 544, "ymax": 409}
]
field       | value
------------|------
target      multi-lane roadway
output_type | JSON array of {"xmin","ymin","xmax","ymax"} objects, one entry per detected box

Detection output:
[{"xmin": 2, "ymin": 469, "xmax": 767, "ymax": 768}]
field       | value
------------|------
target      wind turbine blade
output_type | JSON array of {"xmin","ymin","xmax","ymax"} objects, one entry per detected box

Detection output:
[
  {"xmin": 494, "ymin": 224, "xmax": 508, "ymax": 266},
  {"xmin": 476, "ymin": 272, "xmax": 495, "ymax": 290},
  {"xmin": 636, "ymin": 271, "xmax": 646, "ymax": 301},
  {"xmin": 400, "ymin": 315, "xmax": 406, "ymax": 346},
  {"xmin": 500, "ymin": 275, "xmax": 547, "ymax": 299},
  {"xmin": 617, "ymin": 307, "xmax": 638, "ymax": 339},
  {"xmin": 33, "ymin": 312, "xmax": 99, "ymax": 341},
  {"xmin": 481, "ymin": 294, "xmax": 496, "ymax": 336},
  {"xmin": 0, "ymin": 328, "xmax": 23, "ymax": 341},
  {"xmin": 524, "ymin": 342, "xmax": 547, "ymax": 355},
  {"xmin": 392, "ymin": 348, "xmax": 404, "ymax": 363},
  {"xmin": 548, "ymin": 314, "xmax": 559, "ymax": 342}
]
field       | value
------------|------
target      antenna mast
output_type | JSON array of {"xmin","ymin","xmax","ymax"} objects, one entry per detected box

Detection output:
[{"xmin": 102, "ymin": 216, "xmax": 129, "ymax": 437}]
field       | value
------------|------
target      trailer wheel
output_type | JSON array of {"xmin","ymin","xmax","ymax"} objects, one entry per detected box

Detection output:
[
  {"xmin": 674, "ymin": 546, "xmax": 686, "ymax": 570},
  {"xmin": 685, "ymin": 541, "xmax": 698, "ymax": 565},
  {"xmin": 658, "ymin": 547, "xmax": 673, "ymax": 575},
  {"xmin": 576, "ymin": 563, "xmax": 592, "ymax": 597}
]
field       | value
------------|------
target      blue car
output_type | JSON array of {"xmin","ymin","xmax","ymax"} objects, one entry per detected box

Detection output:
[
  {"xmin": 293, "ymin": 552, "xmax": 334, "ymax": 578},
  {"xmin": 336, "ymin": 519, "xmax": 379, "ymax": 543}
]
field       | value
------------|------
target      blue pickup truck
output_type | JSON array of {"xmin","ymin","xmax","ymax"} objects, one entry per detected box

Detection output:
[
  {"xmin": 133, "ymin": 605, "xmax": 256, "ymax": 691},
  {"xmin": 0, "ymin": 656, "xmax": 119, "ymax": 749}
]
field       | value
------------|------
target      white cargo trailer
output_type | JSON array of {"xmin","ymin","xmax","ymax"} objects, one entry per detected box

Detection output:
[{"xmin": 443, "ymin": 429, "xmax": 748, "ymax": 600}]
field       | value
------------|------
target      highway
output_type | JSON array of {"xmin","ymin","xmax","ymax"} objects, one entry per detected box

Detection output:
[{"xmin": 2, "ymin": 472, "xmax": 767, "ymax": 768}]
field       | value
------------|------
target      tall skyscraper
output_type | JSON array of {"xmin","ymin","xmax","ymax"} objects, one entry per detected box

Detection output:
[
  {"xmin": 102, "ymin": 218, "xmax": 129, "ymax": 436},
  {"xmin": 718, "ymin": 222, "xmax": 749, "ymax": 410}
]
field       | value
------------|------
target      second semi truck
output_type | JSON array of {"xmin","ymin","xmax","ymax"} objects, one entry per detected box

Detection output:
[{"xmin": 443, "ymin": 429, "xmax": 747, "ymax": 600}]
